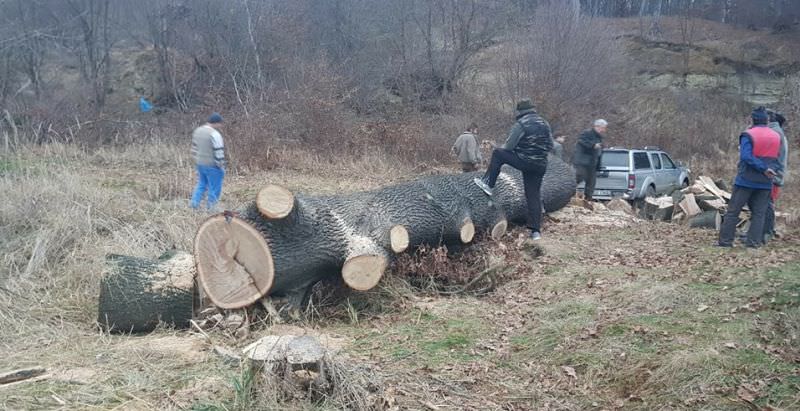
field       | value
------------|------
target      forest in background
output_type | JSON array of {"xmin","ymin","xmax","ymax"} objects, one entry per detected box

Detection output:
[{"xmin": 1, "ymin": 0, "xmax": 799, "ymax": 170}]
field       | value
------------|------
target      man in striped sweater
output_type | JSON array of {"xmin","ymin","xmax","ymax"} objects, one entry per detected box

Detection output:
[{"xmin": 190, "ymin": 112, "xmax": 226, "ymax": 211}]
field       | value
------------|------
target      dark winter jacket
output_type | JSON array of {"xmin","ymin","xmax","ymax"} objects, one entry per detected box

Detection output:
[
  {"xmin": 502, "ymin": 109, "xmax": 553, "ymax": 167},
  {"xmin": 768, "ymin": 121, "xmax": 788, "ymax": 186},
  {"xmin": 573, "ymin": 128, "xmax": 603, "ymax": 168},
  {"xmin": 551, "ymin": 140, "xmax": 564, "ymax": 160}
]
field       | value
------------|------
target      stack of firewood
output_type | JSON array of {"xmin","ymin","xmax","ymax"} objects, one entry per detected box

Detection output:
[{"xmin": 640, "ymin": 176, "xmax": 732, "ymax": 229}]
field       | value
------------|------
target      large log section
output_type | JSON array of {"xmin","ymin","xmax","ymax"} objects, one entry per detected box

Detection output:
[
  {"xmin": 98, "ymin": 252, "xmax": 196, "ymax": 332},
  {"xmin": 195, "ymin": 156, "xmax": 576, "ymax": 309}
]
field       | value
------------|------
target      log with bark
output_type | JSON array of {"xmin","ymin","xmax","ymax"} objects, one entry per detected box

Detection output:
[
  {"xmin": 689, "ymin": 210, "xmax": 722, "ymax": 229},
  {"xmin": 195, "ymin": 156, "xmax": 576, "ymax": 309},
  {"xmin": 641, "ymin": 197, "xmax": 674, "ymax": 221},
  {"xmin": 97, "ymin": 251, "xmax": 196, "ymax": 333}
]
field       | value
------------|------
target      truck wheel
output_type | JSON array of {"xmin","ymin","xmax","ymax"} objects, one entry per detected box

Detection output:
[
  {"xmin": 646, "ymin": 185, "xmax": 656, "ymax": 198},
  {"xmin": 681, "ymin": 179, "xmax": 689, "ymax": 188}
]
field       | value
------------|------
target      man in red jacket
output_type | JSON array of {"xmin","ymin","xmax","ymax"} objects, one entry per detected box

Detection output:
[{"xmin": 718, "ymin": 107, "xmax": 781, "ymax": 248}]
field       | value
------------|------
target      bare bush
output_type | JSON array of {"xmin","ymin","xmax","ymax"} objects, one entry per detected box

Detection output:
[
  {"xmin": 498, "ymin": 3, "xmax": 628, "ymax": 127},
  {"xmin": 618, "ymin": 88, "xmax": 750, "ymax": 167}
]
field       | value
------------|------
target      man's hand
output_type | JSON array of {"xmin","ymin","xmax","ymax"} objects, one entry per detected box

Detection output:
[
  {"xmin": 765, "ymin": 168, "xmax": 777, "ymax": 179},
  {"xmin": 594, "ymin": 143, "xmax": 602, "ymax": 150}
]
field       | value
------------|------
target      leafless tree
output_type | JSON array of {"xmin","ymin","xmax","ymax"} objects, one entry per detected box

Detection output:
[
  {"xmin": 2, "ymin": 0, "xmax": 50, "ymax": 99},
  {"xmin": 499, "ymin": 2, "xmax": 626, "ymax": 124},
  {"xmin": 678, "ymin": 0, "xmax": 698, "ymax": 87},
  {"xmin": 62, "ymin": 0, "xmax": 113, "ymax": 109}
]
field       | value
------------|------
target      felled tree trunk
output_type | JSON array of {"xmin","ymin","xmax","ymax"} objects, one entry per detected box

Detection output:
[
  {"xmin": 97, "ymin": 252, "xmax": 196, "ymax": 333},
  {"xmin": 195, "ymin": 156, "xmax": 576, "ymax": 309}
]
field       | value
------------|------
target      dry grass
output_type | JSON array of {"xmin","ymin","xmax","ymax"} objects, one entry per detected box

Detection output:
[{"xmin": 2, "ymin": 143, "xmax": 799, "ymax": 410}]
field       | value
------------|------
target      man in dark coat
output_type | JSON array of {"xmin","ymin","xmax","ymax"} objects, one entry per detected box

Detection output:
[
  {"xmin": 573, "ymin": 119, "xmax": 607, "ymax": 201},
  {"xmin": 474, "ymin": 99, "xmax": 553, "ymax": 240}
]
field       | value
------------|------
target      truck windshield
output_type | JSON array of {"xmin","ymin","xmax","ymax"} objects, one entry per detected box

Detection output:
[{"xmin": 600, "ymin": 151, "xmax": 629, "ymax": 168}]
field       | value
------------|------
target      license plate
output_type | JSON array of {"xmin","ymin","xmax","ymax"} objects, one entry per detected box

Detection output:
[{"xmin": 594, "ymin": 190, "xmax": 611, "ymax": 196}]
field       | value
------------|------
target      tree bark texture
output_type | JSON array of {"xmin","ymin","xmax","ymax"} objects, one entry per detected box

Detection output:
[
  {"xmin": 689, "ymin": 210, "xmax": 722, "ymax": 229},
  {"xmin": 195, "ymin": 155, "xmax": 576, "ymax": 309},
  {"xmin": 97, "ymin": 252, "xmax": 196, "ymax": 333}
]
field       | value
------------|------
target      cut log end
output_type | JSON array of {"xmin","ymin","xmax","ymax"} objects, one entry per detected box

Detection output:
[
  {"xmin": 342, "ymin": 254, "xmax": 388, "ymax": 291},
  {"xmin": 490, "ymin": 219, "xmax": 507, "ymax": 241},
  {"xmin": 256, "ymin": 184, "xmax": 295, "ymax": 219},
  {"xmin": 389, "ymin": 225, "xmax": 410, "ymax": 253},
  {"xmin": 194, "ymin": 215, "xmax": 275, "ymax": 309},
  {"xmin": 460, "ymin": 219, "xmax": 475, "ymax": 244}
]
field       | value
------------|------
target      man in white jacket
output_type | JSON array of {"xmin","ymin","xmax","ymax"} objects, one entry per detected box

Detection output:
[
  {"xmin": 190, "ymin": 112, "xmax": 226, "ymax": 211},
  {"xmin": 452, "ymin": 123, "xmax": 482, "ymax": 172}
]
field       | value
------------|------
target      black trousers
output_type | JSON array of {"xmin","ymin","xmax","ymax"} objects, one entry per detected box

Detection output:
[
  {"xmin": 483, "ymin": 148, "xmax": 546, "ymax": 232},
  {"xmin": 718, "ymin": 185, "xmax": 771, "ymax": 247},
  {"xmin": 460, "ymin": 162, "xmax": 478, "ymax": 172},
  {"xmin": 763, "ymin": 197, "xmax": 776, "ymax": 240},
  {"xmin": 575, "ymin": 165, "xmax": 597, "ymax": 200}
]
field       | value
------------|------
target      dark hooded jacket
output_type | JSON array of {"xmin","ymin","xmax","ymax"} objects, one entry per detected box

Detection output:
[
  {"xmin": 502, "ymin": 108, "xmax": 553, "ymax": 167},
  {"xmin": 573, "ymin": 128, "xmax": 603, "ymax": 168}
]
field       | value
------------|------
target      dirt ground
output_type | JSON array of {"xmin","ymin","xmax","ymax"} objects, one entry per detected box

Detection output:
[{"xmin": 1, "ymin": 145, "xmax": 798, "ymax": 410}]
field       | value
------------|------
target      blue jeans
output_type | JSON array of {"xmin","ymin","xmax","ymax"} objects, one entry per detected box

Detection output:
[{"xmin": 191, "ymin": 165, "xmax": 224, "ymax": 209}]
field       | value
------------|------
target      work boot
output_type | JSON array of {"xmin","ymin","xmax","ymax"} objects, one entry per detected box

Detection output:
[{"xmin": 473, "ymin": 177, "xmax": 493, "ymax": 196}]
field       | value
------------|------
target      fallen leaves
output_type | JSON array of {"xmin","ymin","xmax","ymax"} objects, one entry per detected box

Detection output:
[
  {"xmin": 736, "ymin": 382, "xmax": 762, "ymax": 405},
  {"xmin": 561, "ymin": 365, "xmax": 577, "ymax": 380},
  {"xmin": 580, "ymin": 325, "xmax": 600, "ymax": 339}
]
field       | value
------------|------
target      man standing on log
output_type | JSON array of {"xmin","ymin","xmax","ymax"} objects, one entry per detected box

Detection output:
[
  {"xmin": 452, "ymin": 123, "xmax": 482, "ymax": 172},
  {"xmin": 718, "ymin": 107, "xmax": 781, "ymax": 248},
  {"xmin": 573, "ymin": 119, "xmax": 607, "ymax": 201},
  {"xmin": 763, "ymin": 110, "xmax": 788, "ymax": 242},
  {"xmin": 474, "ymin": 99, "xmax": 553, "ymax": 240},
  {"xmin": 190, "ymin": 112, "xmax": 226, "ymax": 211}
]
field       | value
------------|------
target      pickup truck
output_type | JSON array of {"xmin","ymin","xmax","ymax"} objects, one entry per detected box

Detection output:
[{"xmin": 577, "ymin": 148, "xmax": 691, "ymax": 201}]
